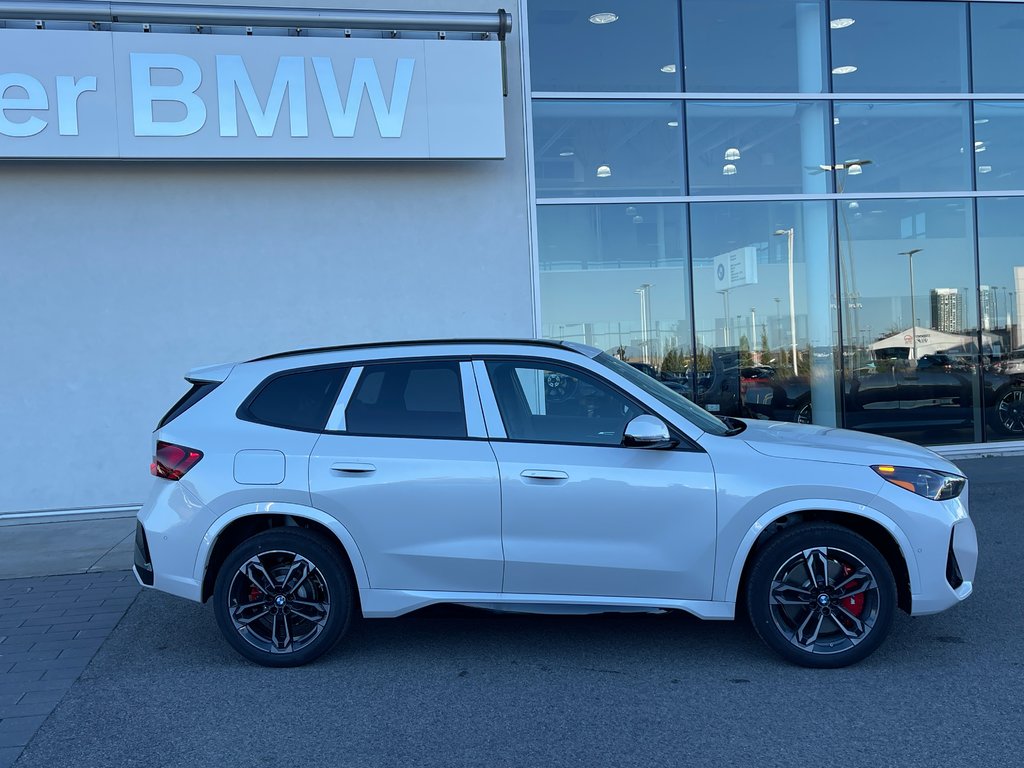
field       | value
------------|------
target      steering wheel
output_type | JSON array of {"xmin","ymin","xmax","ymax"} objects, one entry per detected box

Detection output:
[{"xmin": 544, "ymin": 372, "xmax": 579, "ymax": 403}]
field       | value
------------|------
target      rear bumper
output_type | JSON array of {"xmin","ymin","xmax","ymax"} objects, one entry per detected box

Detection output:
[
  {"xmin": 135, "ymin": 481, "xmax": 205, "ymax": 602},
  {"xmin": 133, "ymin": 521, "xmax": 154, "ymax": 586}
]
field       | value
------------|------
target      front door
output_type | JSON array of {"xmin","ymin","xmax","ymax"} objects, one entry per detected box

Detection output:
[
  {"xmin": 309, "ymin": 359, "xmax": 502, "ymax": 593},
  {"xmin": 480, "ymin": 358, "xmax": 717, "ymax": 601}
]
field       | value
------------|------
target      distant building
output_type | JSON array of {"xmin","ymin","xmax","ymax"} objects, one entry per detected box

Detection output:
[
  {"xmin": 930, "ymin": 288, "xmax": 964, "ymax": 333},
  {"xmin": 979, "ymin": 285, "xmax": 997, "ymax": 331}
]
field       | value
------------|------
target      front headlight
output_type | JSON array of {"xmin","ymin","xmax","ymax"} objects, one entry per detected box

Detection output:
[{"xmin": 872, "ymin": 465, "xmax": 966, "ymax": 500}]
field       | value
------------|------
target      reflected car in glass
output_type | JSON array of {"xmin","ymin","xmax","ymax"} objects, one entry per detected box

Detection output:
[{"xmin": 135, "ymin": 340, "xmax": 977, "ymax": 669}]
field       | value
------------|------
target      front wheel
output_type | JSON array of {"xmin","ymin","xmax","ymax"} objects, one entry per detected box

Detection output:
[
  {"xmin": 746, "ymin": 524, "xmax": 896, "ymax": 668},
  {"xmin": 213, "ymin": 528, "xmax": 355, "ymax": 667},
  {"xmin": 991, "ymin": 387, "xmax": 1024, "ymax": 435}
]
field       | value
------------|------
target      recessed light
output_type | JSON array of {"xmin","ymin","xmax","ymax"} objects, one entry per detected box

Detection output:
[
  {"xmin": 625, "ymin": 206, "xmax": 637, "ymax": 215},
  {"xmin": 848, "ymin": 201, "xmax": 860, "ymax": 210},
  {"xmin": 660, "ymin": 64, "xmax": 677, "ymax": 74},
  {"xmin": 974, "ymin": 118, "xmax": 990, "ymax": 125},
  {"xmin": 724, "ymin": 147, "xmax": 741, "ymax": 161},
  {"xmin": 833, "ymin": 117, "xmax": 840, "ymax": 125},
  {"xmin": 596, "ymin": 164, "xmax": 612, "ymax": 177},
  {"xmin": 722, "ymin": 163, "xmax": 737, "ymax": 176},
  {"xmin": 832, "ymin": 65, "xmax": 858, "ymax": 75},
  {"xmin": 559, "ymin": 150, "xmax": 575, "ymax": 157},
  {"xmin": 589, "ymin": 12, "xmax": 618, "ymax": 24},
  {"xmin": 633, "ymin": 215, "xmax": 644, "ymax": 224},
  {"xmin": 979, "ymin": 165, "xmax": 993, "ymax": 174},
  {"xmin": 830, "ymin": 18, "xmax": 856, "ymax": 29},
  {"xmin": 667, "ymin": 121, "xmax": 679, "ymax": 128}
]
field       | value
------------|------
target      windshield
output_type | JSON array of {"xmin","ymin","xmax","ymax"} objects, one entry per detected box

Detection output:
[{"xmin": 595, "ymin": 353, "xmax": 731, "ymax": 436}]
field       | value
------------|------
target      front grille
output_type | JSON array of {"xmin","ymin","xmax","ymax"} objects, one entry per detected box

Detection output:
[
  {"xmin": 134, "ymin": 521, "xmax": 154, "ymax": 586},
  {"xmin": 946, "ymin": 531, "xmax": 964, "ymax": 590}
]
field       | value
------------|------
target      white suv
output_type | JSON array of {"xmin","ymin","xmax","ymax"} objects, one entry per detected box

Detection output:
[{"xmin": 135, "ymin": 339, "xmax": 977, "ymax": 668}]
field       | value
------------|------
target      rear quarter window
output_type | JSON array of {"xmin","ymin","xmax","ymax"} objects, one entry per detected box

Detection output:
[{"xmin": 239, "ymin": 367, "xmax": 348, "ymax": 432}]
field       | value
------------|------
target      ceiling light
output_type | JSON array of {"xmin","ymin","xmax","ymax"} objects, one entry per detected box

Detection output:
[
  {"xmin": 660, "ymin": 64, "xmax": 677, "ymax": 74},
  {"xmin": 667, "ymin": 120, "xmax": 679, "ymax": 127},
  {"xmin": 975, "ymin": 140, "xmax": 984, "ymax": 147},
  {"xmin": 848, "ymin": 201, "xmax": 860, "ymax": 210},
  {"xmin": 625, "ymin": 206, "xmax": 637, "ymax": 215},
  {"xmin": 588, "ymin": 12, "xmax": 618, "ymax": 24},
  {"xmin": 974, "ymin": 118, "xmax": 990, "ymax": 125},
  {"xmin": 633, "ymin": 215, "xmax": 644, "ymax": 224},
  {"xmin": 979, "ymin": 165, "xmax": 993, "ymax": 174},
  {"xmin": 722, "ymin": 163, "xmax": 737, "ymax": 176},
  {"xmin": 847, "ymin": 163, "xmax": 863, "ymax": 175},
  {"xmin": 830, "ymin": 18, "xmax": 856, "ymax": 29},
  {"xmin": 724, "ymin": 147, "xmax": 741, "ymax": 161},
  {"xmin": 596, "ymin": 164, "xmax": 612, "ymax": 177},
  {"xmin": 832, "ymin": 65, "xmax": 857, "ymax": 75},
  {"xmin": 833, "ymin": 117, "xmax": 840, "ymax": 125},
  {"xmin": 975, "ymin": 144, "xmax": 987, "ymax": 153},
  {"xmin": 558, "ymin": 150, "xmax": 574, "ymax": 157}
]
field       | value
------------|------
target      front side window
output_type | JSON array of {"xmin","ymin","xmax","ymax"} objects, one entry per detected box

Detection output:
[
  {"xmin": 486, "ymin": 360, "xmax": 643, "ymax": 445},
  {"xmin": 345, "ymin": 361, "xmax": 467, "ymax": 439}
]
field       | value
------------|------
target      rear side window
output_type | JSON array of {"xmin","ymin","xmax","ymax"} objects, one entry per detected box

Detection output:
[
  {"xmin": 241, "ymin": 367, "xmax": 348, "ymax": 432},
  {"xmin": 158, "ymin": 381, "xmax": 221, "ymax": 429},
  {"xmin": 345, "ymin": 360, "xmax": 467, "ymax": 438}
]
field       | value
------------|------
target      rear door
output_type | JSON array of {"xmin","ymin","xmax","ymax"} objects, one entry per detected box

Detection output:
[{"xmin": 309, "ymin": 358, "xmax": 502, "ymax": 592}]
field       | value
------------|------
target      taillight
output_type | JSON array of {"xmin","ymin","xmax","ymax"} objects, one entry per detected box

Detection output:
[{"xmin": 151, "ymin": 441, "xmax": 203, "ymax": 480}]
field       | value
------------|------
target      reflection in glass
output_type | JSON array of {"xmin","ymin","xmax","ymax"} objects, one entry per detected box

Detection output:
[
  {"xmin": 832, "ymin": 102, "xmax": 971, "ymax": 193},
  {"xmin": 527, "ymin": 1, "xmax": 683, "ymax": 93},
  {"xmin": 538, "ymin": 204, "xmax": 693, "ymax": 388},
  {"xmin": 681, "ymin": 0, "xmax": 826, "ymax": 93},
  {"xmin": 829, "ymin": 1, "xmax": 968, "ymax": 93},
  {"xmin": 973, "ymin": 103, "xmax": 1024, "ymax": 192},
  {"xmin": 838, "ymin": 198, "xmax": 981, "ymax": 444},
  {"xmin": 976, "ymin": 198, "xmax": 1024, "ymax": 440},
  {"xmin": 533, "ymin": 101, "xmax": 685, "ymax": 198},
  {"xmin": 686, "ymin": 102, "xmax": 831, "ymax": 195},
  {"xmin": 971, "ymin": 2, "xmax": 1024, "ymax": 93},
  {"xmin": 689, "ymin": 201, "xmax": 839, "ymax": 427}
]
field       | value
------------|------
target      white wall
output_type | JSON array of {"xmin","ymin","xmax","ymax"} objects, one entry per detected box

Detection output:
[{"xmin": 0, "ymin": 0, "xmax": 534, "ymax": 513}]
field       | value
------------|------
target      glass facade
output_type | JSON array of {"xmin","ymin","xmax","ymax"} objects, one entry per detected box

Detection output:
[{"xmin": 527, "ymin": 0, "xmax": 1024, "ymax": 445}]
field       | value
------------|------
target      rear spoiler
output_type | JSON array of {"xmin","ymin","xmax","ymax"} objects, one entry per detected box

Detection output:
[{"xmin": 185, "ymin": 362, "xmax": 237, "ymax": 384}]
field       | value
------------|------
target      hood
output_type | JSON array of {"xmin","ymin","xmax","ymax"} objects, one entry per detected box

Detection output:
[{"xmin": 740, "ymin": 420, "xmax": 960, "ymax": 473}]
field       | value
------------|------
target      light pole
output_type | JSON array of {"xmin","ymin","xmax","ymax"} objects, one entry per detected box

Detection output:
[
  {"xmin": 635, "ymin": 283, "xmax": 653, "ymax": 365},
  {"xmin": 898, "ymin": 248, "xmax": 924, "ymax": 360},
  {"xmin": 717, "ymin": 289, "xmax": 732, "ymax": 346},
  {"xmin": 773, "ymin": 228, "xmax": 799, "ymax": 376}
]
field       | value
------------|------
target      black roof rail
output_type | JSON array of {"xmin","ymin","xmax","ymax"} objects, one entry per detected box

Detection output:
[{"xmin": 247, "ymin": 338, "xmax": 579, "ymax": 363}]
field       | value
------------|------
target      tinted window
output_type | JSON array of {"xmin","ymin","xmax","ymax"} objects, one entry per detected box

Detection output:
[
  {"xmin": 486, "ymin": 360, "xmax": 643, "ymax": 445},
  {"xmin": 345, "ymin": 361, "xmax": 467, "ymax": 438},
  {"xmin": 244, "ymin": 368, "xmax": 347, "ymax": 432}
]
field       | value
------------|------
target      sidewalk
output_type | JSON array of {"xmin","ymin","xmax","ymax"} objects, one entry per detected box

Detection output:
[{"xmin": 0, "ymin": 508, "xmax": 137, "ymax": 581}]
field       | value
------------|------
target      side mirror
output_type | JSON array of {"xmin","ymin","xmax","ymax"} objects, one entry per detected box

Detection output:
[{"xmin": 623, "ymin": 415, "xmax": 677, "ymax": 449}]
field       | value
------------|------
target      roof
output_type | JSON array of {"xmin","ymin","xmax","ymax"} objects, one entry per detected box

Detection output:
[{"xmin": 247, "ymin": 338, "xmax": 588, "ymax": 363}]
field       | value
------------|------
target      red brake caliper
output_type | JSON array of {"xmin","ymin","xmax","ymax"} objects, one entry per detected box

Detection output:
[
  {"xmin": 249, "ymin": 587, "xmax": 262, "ymax": 602},
  {"xmin": 840, "ymin": 564, "xmax": 865, "ymax": 617}
]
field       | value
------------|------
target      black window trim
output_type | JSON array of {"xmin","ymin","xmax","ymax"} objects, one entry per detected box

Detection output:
[
  {"xmin": 236, "ymin": 363, "xmax": 351, "ymax": 434},
  {"xmin": 476, "ymin": 355, "xmax": 704, "ymax": 453}
]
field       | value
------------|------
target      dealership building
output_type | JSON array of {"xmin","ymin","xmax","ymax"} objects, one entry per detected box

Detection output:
[{"xmin": 2, "ymin": 0, "xmax": 1023, "ymax": 518}]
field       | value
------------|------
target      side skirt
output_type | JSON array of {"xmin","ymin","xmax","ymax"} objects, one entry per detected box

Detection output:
[{"xmin": 359, "ymin": 589, "xmax": 736, "ymax": 620}]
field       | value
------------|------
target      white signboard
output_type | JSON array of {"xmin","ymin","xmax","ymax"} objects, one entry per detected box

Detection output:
[
  {"xmin": 713, "ymin": 246, "xmax": 759, "ymax": 291},
  {"xmin": 0, "ymin": 28, "xmax": 506, "ymax": 159}
]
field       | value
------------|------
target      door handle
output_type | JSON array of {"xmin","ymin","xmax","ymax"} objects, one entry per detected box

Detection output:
[
  {"xmin": 331, "ymin": 462, "xmax": 376, "ymax": 473},
  {"xmin": 521, "ymin": 469, "xmax": 569, "ymax": 481}
]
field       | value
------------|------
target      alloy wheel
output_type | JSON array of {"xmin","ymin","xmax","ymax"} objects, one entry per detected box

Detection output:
[
  {"xmin": 996, "ymin": 388, "xmax": 1024, "ymax": 434},
  {"xmin": 769, "ymin": 547, "xmax": 880, "ymax": 655},
  {"xmin": 227, "ymin": 550, "xmax": 331, "ymax": 655}
]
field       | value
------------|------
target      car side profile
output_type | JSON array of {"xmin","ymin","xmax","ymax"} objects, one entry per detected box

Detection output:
[{"xmin": 135, "ymin": 339, "xmax": 977, "ymax": 668}]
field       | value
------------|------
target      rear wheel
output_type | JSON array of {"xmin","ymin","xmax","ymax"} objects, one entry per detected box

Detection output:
[
  {"xmin": 213, "ymin": 528, "xmax": 354, "ymax": 667},
  {"xmin": 746, "ymin": 524, "xmax": 896, "ymax": 668}
]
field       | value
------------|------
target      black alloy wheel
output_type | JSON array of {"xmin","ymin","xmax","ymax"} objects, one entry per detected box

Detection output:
[
  {"xmin": 794, "ymin": 400, "xmax": 812, "ymax": 424},
  {"xmin": 746, "ymin": 524, "xmax": 896, "ymax": 668},
  {"xmin": 213, "ymin": 528, "xmax": 354, "ymax": 667},
  {"xmin": 994, "ymin": 387, "xmax": 1024, "ymax": 435}
]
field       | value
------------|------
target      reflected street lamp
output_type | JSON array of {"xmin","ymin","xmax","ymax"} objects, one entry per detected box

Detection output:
[
  {"xmin": 773, "ymin": 228, "xmax": 799, "ymax": 376},
  {"xmin": 898, "ymin": 248, "xmax": 924, "ymax": 360}
]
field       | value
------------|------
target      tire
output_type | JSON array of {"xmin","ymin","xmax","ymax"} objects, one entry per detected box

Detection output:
[
  {"xmin": 213, "ymin": 528, "xmax": 355, "ymax": 667},
  {"xmin": 746, "ymin": 524, "xmax": 896, "ymax": 669},
  {"xmin": 794, "ymin": 399, "xmax": 812, "ymax": 424}
]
